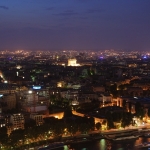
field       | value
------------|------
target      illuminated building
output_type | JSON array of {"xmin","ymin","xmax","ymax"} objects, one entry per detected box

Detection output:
[
  {"xmin": 10, "ymin": 113, "xmax": 24, "ymax": 130},
  {"xmin": 30, "ymin": 113, "xmax": 43, "ymax": 126},
  {"xmin": 17, "ymin": 89, "xmax": 49, "ymax": 114},
  {"xmin": 0, "ymin": 71, "xmax": 4, "ymax": 80},
  {"xmin": 16, "ymin": 65, "xmax": 22, "ymax": 69},
  {"xmin": 0, "ymin": 83, "xmax": 16, "ymax": 94},
  {"xmin": 57, "ymin": 81, "xmax": 65, "ymax": 88},
  {"xmin": 7, "ymin": 113, "xmax": 24, "ymax": 135},
  {"xmin": 68, "ymin": 59, "xmax": 80, "ymax": 66}
]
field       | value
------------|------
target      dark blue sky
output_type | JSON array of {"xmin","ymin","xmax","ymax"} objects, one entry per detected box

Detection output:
[{"xmin": 0, "ymin": 0, "xmax": 150, "ymax": 51}]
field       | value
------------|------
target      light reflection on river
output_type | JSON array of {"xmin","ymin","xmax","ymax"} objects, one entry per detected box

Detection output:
[{"xmin": 64, "ymin": 137, "xmax": 150, "ymax": 150}]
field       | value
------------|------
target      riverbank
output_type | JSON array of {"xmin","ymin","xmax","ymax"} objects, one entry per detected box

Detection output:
[{"xmin": 15, "ymin": 127, "xmax": 150, "ymax": 150}]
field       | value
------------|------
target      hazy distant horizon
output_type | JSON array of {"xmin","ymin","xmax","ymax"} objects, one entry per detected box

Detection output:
[{"xmin": 0, "ymin": 48, "xmax": 147, "ymax": 52}]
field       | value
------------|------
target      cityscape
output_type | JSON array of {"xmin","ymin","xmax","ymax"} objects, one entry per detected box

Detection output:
[
  {"xmin": 0, "ymin": 50, "xmax": 150, "ymax": 149},
  {"xmin": 1, "ymin": 0, "xmax": 150, "ymax": 150}
]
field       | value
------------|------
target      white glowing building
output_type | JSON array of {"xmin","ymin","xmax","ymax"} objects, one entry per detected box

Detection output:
[{"xmin": 68, "ymin": 59, "xmax": 80, "ymax": 66}]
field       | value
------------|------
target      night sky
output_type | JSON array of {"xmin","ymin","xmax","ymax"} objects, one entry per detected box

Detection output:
[{"xmin": 0, "ymin": 0, "xmax": 150, "ymax": 51}]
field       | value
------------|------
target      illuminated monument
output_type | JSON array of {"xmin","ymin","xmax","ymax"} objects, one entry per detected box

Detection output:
[{"xmin": 68, "ymin": 58, "xmax": 80, "ymax": 66}]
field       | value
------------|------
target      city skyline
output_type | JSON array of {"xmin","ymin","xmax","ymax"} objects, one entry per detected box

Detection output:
[{"xmin": 0, "ymin": 0, "xmax": 150, "ymax": 51}]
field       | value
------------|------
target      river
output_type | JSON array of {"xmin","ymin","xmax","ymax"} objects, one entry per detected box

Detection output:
[{"xmin": 63, "ymin": 137, "xmax": 150, "ymax": 150}]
